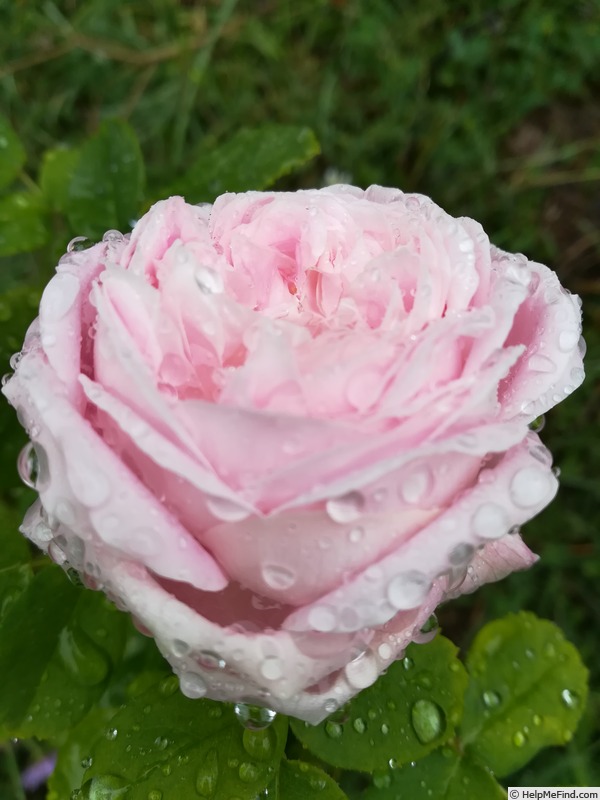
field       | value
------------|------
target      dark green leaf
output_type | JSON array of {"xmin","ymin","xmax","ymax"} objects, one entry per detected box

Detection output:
[
  {"xmin": 0, "ymin": 193, "xmax": 48, "ymax": 257},
  {"xmin": 168, "ymin": 124, "xmax": 320, "ymax": 202},
  {"xmin": 39, "ymin": 146, "xmax": 81, "ymax": 214},
  {"xmin": 291, "ymin": 635, "xmax": 468, "ymax": 772},
  {"xmin": 0, "ymin": 503, "xmax": 32, "ymax": 624},
  {"xmin": 461, "ymin": 611, "xmax": 589, "ymax": 777},
  {"xmin": 0, "ymin": 566, "xmax": 127, "ymax": 738},
  {"xmin": 0, "ymin": 116, "xmax": 26, "ymax": 190},
  {"xmin": 274, "ymin": 759, "xmax": 348, "ymax": 799},
  {"xmin": 362, "ymin": 747, "xmax": 506, "ymax": 800},
  {"xmin": 83, "ymin": 676, "xmax": 288, "ymax": 799},
  {"xmin": 66, "ymin": 119, "xmax": 144, "ymax": 238}
]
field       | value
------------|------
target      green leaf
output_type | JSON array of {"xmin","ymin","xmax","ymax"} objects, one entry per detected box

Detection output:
[
  {"xmin": 66, "ymin": 119, "xmax": 144, "ymax": 238},
  {"xmin": 0, "ymin": 192, "xmax": 48, "ymax": 256},
  {"xmin": 460, "ymin": 611, "xmax": 589, "ymax": 777},
  {"xmin": 82, "ymin": 676, "xmax": 288, "ymax": 799},
  {"xmin": 47, "ymin": 706, "xmax": 117, "ymax": 800},
  {"xmin": 274, "ymin": 759, "xmax": 348, "ymax": 799},
  {"xmin": 291, "ymin": 635, "xmax": 468, "ymax": 772},
  {"xmin": 0, "ymin": 115, "xmax": 26, "ymax": 190},
  {"xmin": 168, "ymin": 124, "xmax": 320, "ymax": 202},
  {"xmin": 362, "ymin": 747, "xmax": 506, "ymax": 800},
  {"xmin": 0, "ymin": 503, "xmax": 32, "ymax": 624},
  {"xmin": 0, "ymin": 566, "xmax": 127, "ymax": 738},
  {"xmin": 39, "ymin": 146, "xmax": 81, "ymax": 214}
]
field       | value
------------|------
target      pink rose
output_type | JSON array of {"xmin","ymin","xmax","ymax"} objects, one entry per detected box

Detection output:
[{"xmin": 4, "ymin": 186, "xmax": 584, "ymax": 723}]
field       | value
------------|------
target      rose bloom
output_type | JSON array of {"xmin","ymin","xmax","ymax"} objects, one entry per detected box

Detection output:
[{"xmin": 4, "ymin": 186, "xmax": 584, "ymax": 723}]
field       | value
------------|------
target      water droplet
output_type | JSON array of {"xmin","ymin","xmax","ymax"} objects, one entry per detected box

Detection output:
[
  {"xmin": 172, "ymin": 639, "xmax": 190, "ymax": 657},
  {"xmin": 324, "ymin": 698, "xmax": 338, "ymax": 714},
  {"xmin": 260, "ymin": 655, "xmax": 283, "ymax": 681},
  {"xmin": 195, "ymin": 266, "xmax": 224, "ymax": 294},
  {"xmin": 102, "ymin": 230, "xmax": 123, "ymax": 244},
  {"xmin": 528, "ymin": 415, "xmax": 546, "ymax": 432},
  {"xmin": 179, "ymin": 672, "xmax": 207, "ymax": 699},
  {"xmin": 532, "ymin": 714, "xmax": 542, "ymax": 726},
  {"xmin": 388, "ymin": 758, "xmax": 398, "ymax": 769},
  {"xmin": 262, "ymin": 563, "xmax": 296, "ymax": 590},
  {"xmin": 348, "ymin": 526, "xmax": 364, "ymax": 543},
  {"xmin": 373, "ymin": 773, "xmax": 391, "ymax": 789},
  {"xmin": 449, "ymin": 543, "xmax": 474, "ymax": 565},
  {"xmin": 381, "ymin": 723, "xmax": 389, "ymax": 735},
  {"xmin": 308, "ymin": 605, "xmax": 337, "ymax": 632},
  {"xmin": 66, "ymin": 567, "xmax": 84, "ymax": 587},
  {"xmin": 411, "ymin": 700, "xmax": 446, "ymax": 744},
  {"xmin": 325, "ymin": 721, "xmax": 343, "ymax": 739},
  {"xmin": 400, "ymin": 466, "xmax": 432, "ymax": 504},
  {"xmin": 206, "ymin": 495, "xmax": 250, "ymax": 522},
  {"xmin": 147, "ymin": 791, "xmax": 162, "ymax": 800},
  {"xmin": 528, "ymin": 355, "xmax": 555, "ymax": 373},
  {"xmin": 387, "ymin": 570, "xmax": 431, "ymax": 610},
  {"xmin": 510, "ymin": 467, "xmax": 550, "ymax": 508},
  {"xmin": 513, "ymin": 731, "xmax": 527, "ymax": 747},
  {"xmin": 76, "ymin": 774, "xmax": 128, "ymax": 799},
  {"xmin": 234, "ymin": 704, "xmax": 276, "ymax": 730},
  {"xmin": 345, "ymin": 650, "xmax": 379, "ymax": 689},
  {"xmin": 238, "ymin": 762, "xmax": 260, "ymax": 783},
  {"xmin": 378, "ymin": 642, "xmax": 393, "ymax": 660},
  {"xmin": 198, "ymin": 650, "xmax": 226, "ymax": 671},
  {"xmin": 242, "ymin": 728, "xmax": 273, "ymax": 761},
  {"xmin": 472, "ymin": 502, "xmax": 509, "ymax": 539},
  {"xmin": 81, "ymin": 756, "xmax": 93, "ymax": 769},
  {"xmin": 558, "ymin": 330, "xmax": 579, "ymax": 352},
  {"xmin": 482, "ymin": 690, "xmax": 501, "ymax": 709},
  {"xmin": 325, "ymin": 491, "xmax": 364, "ymax": 523},
  {"xmin": 67, "ymin": 236, "xmax": 94, "ymax": 253},
  {"xmin": 353, "ymin": 717, "xmax": 366, "ymax": 734},
  {"xmin": 196, "ymin": 749, "xmax": 218, "ymax": 797},
  {"xmin": 105, "ymin": 727, "xmax": 118, "ymax": 741},
  {"xmin": 543, "ymin": 642, "xmax": 556, "ymax": 658},
  {"xmin": 402, "ymin": 656, "xmax": 414, "ymax": 670},
  {"xmin": 17, "ymin": 442, "xmax": 41, "ymax": 489},
  {"xmin": 561, "ymin": 689, "xmax": 580, "ymax": 709}
]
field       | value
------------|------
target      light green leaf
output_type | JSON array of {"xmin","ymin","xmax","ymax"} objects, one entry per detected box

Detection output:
[
  {"xmin": 0, "ymin": 192, "xmax": 48, "ymax": 256},
  {"xmin": 81, "ymin": 676, "xmax": 288, "ymax": 799},
  {"xmin": 0, "ymin": 566, "xmax": 127, "ymax": 739},
  {"xmin": 168, "ymin": 124, "xmax": 320, "ymax": 202},
  {"xmin": 66, "ymin": 119, "xmax": 144, "ymax": 238},
  {"xmin": 291, "ymin": 635, "xmax": 468, "ymax": 772},
  {"xmin": 362, "ymin": 747, "xmax": 506, "ymax": 800},
  {"xmin": 0, "ymin": 115, "xmax": 26, "ymax": 190},
  {"xmin": 39, "ymin": 146, "xmax": 81, "ymax": 213},
  {"xmin": 461, "ymin": 611, "xmax": 589, "ymax": 777}
]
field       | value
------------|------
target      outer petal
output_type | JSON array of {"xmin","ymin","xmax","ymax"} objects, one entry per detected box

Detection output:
[{"xmin": 283, "ymin": 434, "xmax": 557, "ymax": 633}]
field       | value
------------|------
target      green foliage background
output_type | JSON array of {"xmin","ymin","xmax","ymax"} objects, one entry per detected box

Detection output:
[{"xmin": 0, "ymin": 0, "xmax": 599, "ymax": 796}]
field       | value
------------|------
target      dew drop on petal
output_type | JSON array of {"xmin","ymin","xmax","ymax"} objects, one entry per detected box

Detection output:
[
  {"xmin": 325, "ymin": 491, "xmax": 364, "ymax": 523},
  {"xmin": 528, "ymin": 354, "xmax": 555, "ymax": 373},
  {"xmin": 17, "ymin": 442, "xmax": 39, "ymax": 489},
  {"xmin": 510, "ymin": 467, "xmax": 551, "ymax": 508},
  {"xmin": 400, "ymin": 466, "xmax": 432, "ymax": 505},
  {"xmin": 308, "ymin": 605, "xmax": 337, "ymax": 632},
  {"xmin": 472, "ymin": 502, "xmax": 509, "ymax": 539},
  {"xmin": 179, "ymin": 672, "xmax": 207, "ymax": 699},
  {"xmin": 234, "ymin": 703, "xmax": 276, "ymax": 731},
  {"xmin": 206, "ymin": 495, "xmax": 251, "ymax": 522},
  {"xmin": 345, "ymin": 650, "xmax": 379, "ymax": 690},
  {"xmin": 386, "ymin": 570, "xmax": 431, "ymax": 610},
  {"xmin": 260, "ymin": 656, "xmax": 283, "ymax": 681},
  {"xmin": 558, "ymin": 330, "xmax": 579, "ymax": 352},
  {"xmin": 261, "ymin": 563, "xmax": 296, "ymax": 590},
  {"xmin": 449, "ymin": 543, "xmax": 475, "ymax": 565}
]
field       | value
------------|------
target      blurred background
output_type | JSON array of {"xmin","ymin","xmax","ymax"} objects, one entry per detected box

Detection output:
[{"xmin": 0, "ymin": 0, "xmax": 598, "ymax": 794}]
